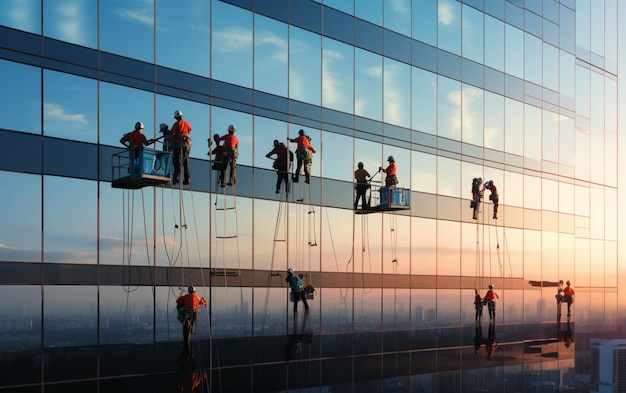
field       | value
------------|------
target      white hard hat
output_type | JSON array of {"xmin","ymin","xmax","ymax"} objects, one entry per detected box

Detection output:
[
  {"xmin": 287, "ymin": 267, "xmax": 293, "ymax": 274},
  {"xmin": 135, "ymin": 121, "xmax": 144, "ymax": 130},
  {"xmin": 174, "ymin": 110, "xmax": 183, "ymax": 118}
]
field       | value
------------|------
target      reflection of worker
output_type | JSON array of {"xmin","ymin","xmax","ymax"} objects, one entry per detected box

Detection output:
[
  {"xmin": 177, "ymin": 353, "xmax": 207, "ymax": 392},
  {"xmin": 286, "ymin": 268, "xmax": 309, "ymax": 315},
  {"xmin": 474, "ymin": 289, "xmax": 484, "ymax": 322},
  {"xmin": 485, "ymin": 321, "xmax": 497, "ymax": 359},
  {"xmin": 555, "ymin": 280, "xmax": 564, "ymax": 319},
  {"xmin": 473, "ymin": 324, "xmax": 484, "ymax": 354},
  {"xmin": 159, "ymin": 123, "xmax": 172, "ymax": 152},
  {"xmin": 483, "ymin": 284, "xmax": 499, "ymax": 320},
  {"xmin": 379, "ymin": 156, "xmax": 398, "ymax": 187},
  {"xmin": 176, "ymin": 286, "xmax": 206, "ymax": 356},
  {"xmin": 209, "ymin": 133, "xmax": 227, "ymax": 171},
  {"xmin": 170, "ymin": 110, "xmax": 193, "ymax": 185},
  {"xmin": 354, "ymin": 162, "xmax": 370, "ymax": 209},
  {"xmin": 218, "ymin": 125, "xmax": 239, "ymax": 187},
  {"xmin": 563, "ymin": 280, "xmax": 575, "ymax": 317},
  {"xmin": 266, "ymin": 139, "xmax": 293, "ymax": 195},
  {"xmin": 470, "ymin": 177, "xmax": 483, "ymax": 208},
  {"xmin": 289, "ymin": 129, "xmax": 316, "ymax": 184},
  {"xmin": 484, "ymin": 180, "xmax": 499, "ymax": 219}
]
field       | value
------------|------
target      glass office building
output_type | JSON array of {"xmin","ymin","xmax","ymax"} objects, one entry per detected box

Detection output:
[{"xmin": 0, "ymin": 0, "xmax": 624, "ymax": 391}]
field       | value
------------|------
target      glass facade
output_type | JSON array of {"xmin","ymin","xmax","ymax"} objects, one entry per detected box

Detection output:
[{"xmin": 0, "ymin": 0, "xmax": 625, "ymax": 391}]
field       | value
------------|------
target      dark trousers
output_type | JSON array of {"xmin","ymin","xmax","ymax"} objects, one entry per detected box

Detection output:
[
  {"xmin": 276, "ymin": 171, "xmax": 289, "ymax": 193},
  {"xmin": 293, "ymin": 291, "xmax": 309, "ymax": 313},
  {"xmin": 173, "ymin": 146, "xmax": 190, "ymax": 182},
  {"xmin": 219, "ymin": 155, "xmax": 237, "ymax": 185},
  {"xmin": 355, "ymin": 184, "xmax": 369, "ymax": 209}
]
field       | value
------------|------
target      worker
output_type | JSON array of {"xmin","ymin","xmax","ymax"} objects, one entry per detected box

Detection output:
[
  {"xmin": 158, "ymin": 123, "xmax": 173, "ymax": 152},
  {"xmin": 218, "ymin": 124, "xmax": 239, "ymax": 187},
  {"xmin": 470, "ymin": 177, "xmax": 483, "ymax": 208},
  {"xmin": 170, "ymin": 110, "xmax": 193, "ymax": 185},
  {"xmin": 286, "ymin": 268, "xmax": 309, "ymax": 315},
  {"xmin": 484, "ymin": 180, "xmax": 499, "ymax": 219},
  {"xmin": 354, "ymin": 162, "xmax": 371, "ymax": 209},
  {"xmin": 473, "ymin": 324, "xmax": 484, "ymax": 354},
  {"xmin": 474, "ymin": 289, "xmax": 484, "ymax": 323},
  {"xmin": 176, "ymin": 285, "xmax": 206, "ymax": 356},
  {"xmin": 266, "ymin": 139, "xmax": 293, "ymax": 195},
  {"xmin": 563, "ymin": 280, "xmax": 575, "ymax": 317},
  {"xmin": 379, "ymin": 156, "xmax": 398, "ymax": 188},
  {"xmin": 555, "ymin": 280, "xmax": 564, "ymax": 320},
  {"xmin": 120, "ymin": 121, "xmax": 155, "ymax": 149},
  {"xmin": 289, "ymin": 129, "xmax": 316, "ymax": 184},
  {"xmin": 209, "ymin": 133, "xmax": 227, "ymax": 171},
  {"xmin": 483, "ymin": 284, "xmax": 499, "ymax": 320}
]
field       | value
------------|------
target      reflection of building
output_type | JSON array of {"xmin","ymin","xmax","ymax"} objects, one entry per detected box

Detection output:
[
  {"xmin": 0, "ymin": 1, "xmax": 623, "ymax": 392},
  {"xmin": 589, "ymin": 338, "xmax": 626, "ymax": 393}
]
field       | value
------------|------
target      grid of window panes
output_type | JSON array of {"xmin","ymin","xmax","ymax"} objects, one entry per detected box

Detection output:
[{"xmin": 0, "ymin": 0, "xmax": 622, "ymax": 391}]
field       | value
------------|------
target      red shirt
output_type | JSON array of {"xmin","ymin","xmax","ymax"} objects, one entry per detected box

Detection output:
[
  {"xmin": 483, "ymin": 289, "xmax": 499, "ymax": 302},
  {"xmin": 290, "ymin": 135, "xmax": 316, "ymax": 153},
  {"xmin": 485, "ymin": 183, "xmax": 498, "ymax": 196},
  {"xmin": 384, "ymin": 162, "xmax": 397, "ymax": 176},
  {"xmin": 563, "ymin": 286, "xmax": 574, "ymax": 296},
  {"xmin": 176, "ymin": 292, "xmax": 206, "ymax": 309},
  {"xmin": 120, "ymin": 130, "xmax": 148, "ymax": 147},
  {"xmin": 171, "ymin": 119, "xmax": 192, "ymax": 136},
  {"xmin": 219, "ymin": 133, "xmax": 239, "ymax": 149}
]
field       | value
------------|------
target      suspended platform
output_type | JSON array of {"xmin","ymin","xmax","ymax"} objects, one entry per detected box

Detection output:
[
  {"xmin": 111, "ymin": 148, "xmax": 173, "ymax": 189},
  {"xmin": 355, "ymin": 186, "xmax": 410, "ymax": 214}
]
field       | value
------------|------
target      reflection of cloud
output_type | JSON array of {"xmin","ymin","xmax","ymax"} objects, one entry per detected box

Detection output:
[
  {"xmin": 384, "ymin": 63, "xmax": 406, "ymax": 126},
  {"xmin": 322, "ymin": 48, "xmax": 344, "ymax": 106},
  {"xmin": 213, "ymin": 26, "xmax": 253, "ymax": 53},
  {"xmin": 256, "ymin": 30, "xmax": 288, "ymax": 63},
  {"xmin": 54, "ymin": 2, "xmax": 84, "ymax": 45},
  {"xmin": 44, "ymin": 103, "xmax": 88, "ymax": 124},
  {"xmin": 0, "ymin": 243, "xmax": 95, "ymax": 263},
  {"xmin": 461, "ymin": 87, "xmax": 481, "ymax": 142},
  {"xmin": 7, "ymin": 0, "xmax": 37, "ymax": 32},
  {"xmin": 116, "ymin": 3, "xmax": 153, "ymax": 27},
  {"xmin": 438, "ymin": 1, "xmax": 455, "ymax": 25}
]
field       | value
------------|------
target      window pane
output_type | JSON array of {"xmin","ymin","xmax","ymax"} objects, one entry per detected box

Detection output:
[
  {"xmin": 505, "ymin": 25, "xmax": 524, "ymax": 79},
  {"xmin": 355, "ymin": 48, "xmax": 382, "ymax": 121},
  {"xmin": 321, "ymin": 131, "xmax": 353, "ymax": 182},
  {"xmin": 99, "ymin": 286, "xmax": 153, "ymax": 344},
  {"xmin": 44, "ymin": 70, "xmax": 97, "ymax": 143},
  {"xmin": 411, "ymin": 151, "xmax": 436, "ymax": 193},
  {"xmin": 44, "ymin": 0, "xmax": 96, "ymax": 47},
  {"xmin": 524, "ymin": 104, "xmax": 541, "ymax": 162},
  {"xmin": 461, "ymin": 85, "xmax": 483, "ymax": 146},
  {"xmin": 156, "ymin": 95, "xmax": 210, "ymax": 161},
  {"xmin": 437, "ymin": 221, "xmax": 460, "ymax": 276},
  {"xmin": 383, "ymin": 58, "xmax": 410, "ymax": 128},
  {"xmin": 0, "ymin": 0, "xmax": 41, "ymax": 33},
  {"xmin": 212, "ymin": 1, "xmax": 253, "ymax": 87},
  {"xmin": 437, "ymin": 156, "xmax": 461, "ymax": 198},
  {"xmin": 412, "ymin": 67, "xmax": 436, "ymax": 135},
  {"xmin": 462, "ymin": 4, "xmax": 484, "ymax": 64},
  {"xmin": 0, "ymin": 285, "xmax": 41, "ymax": 350},
  {"xmin": 384, "ymin": 0, "xmax": 411, "ymax": 37},
  {"xmin": 289, "ymin": 26, "xmax": 321, "ymax": 105},
  {"xmin": 524, "ymin": 33, "xmax": 542, "ymax": 86},
  {"xmin": 254, "ymin": 15, "xmax": 288, "ymax": 97},
  {"xmin": 484, "ymin": 91, "xmax": 504, "ymax": 150},
  {"xmin": 0, "ymin": 60, "xmax": 41, "ymax": 134},
  {"xmin": 100, "ymin": 82, "xmax": 154, "ymax": 147},
  {"xmin": 411, "ymin": 218, "xmax": 436, "ymax": 275},
  {"xmin": 44, "ymin": 286, "xmax": 97, "ymax": 347},
  {"xmin": 484, "ymin": 15, "xmax": 504, "ymax": 71},
  {"xmin": 437, "ymin": 76, "xmax": 462, "ymax": 141},
  {"xmin": 504, "ymin": 98, "xmax": 523, "ymax": 156},
  {"xmin": 438, "ymin": 0, "xmax": 461, "ymax": 55},
  {"xmin": 356, "ymin": 0, "xmax": 382, "ymax": 25},
  {"xmin": 156, "ymin": 1, "xmax": 210, "ymax": 76},
  {"xmin": 322, "ymin": 37, "xmax": 354, "ymax": 114},
  {"xmin": 412, "ymin": 0, "xmax": 437, "ymax": 45},
  {"xmin": 100, "ymin": 0, "xmax": 154, "ymax": 62},
  {"xmin": 0, "ymin": 171, "xmax": 41, "ymax": 262}
]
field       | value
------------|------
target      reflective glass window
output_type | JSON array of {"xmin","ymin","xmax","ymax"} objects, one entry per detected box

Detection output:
[
  {"xmin": 589, "ymin": 186, "xmax": 604, "ymax": 240},
  {"xmin": 412, "ymin": 0, "xmax": 437, "ymax": 46},
  {"xmin": 437, "ymin": 0, "xmax": 461, "ymax": 55},
  {"xmin": 574, "ymin": 184, "xmax": 590, "ymax": 217},
  {"xmin": 322, "ymin": 37, "xmax": 354, "ymax": 114},
  {"xmin": 575, "ymin": 130, "xmax": 590, "ymax": 181},
  {"xmin": 412, "ymin": 66, "xmax": 437, "ymax": 135},
  {"xmin": 100, "ymin": 82, "xmax": 154, "ymax": 147},
  {"xmin": 558, "ymin": 182, "xmax": 574, "ymax": 215},
  {"xmin": 560, "ymin": 51, "xmax": 575, "ymax": 110},
  {"xmin": 0, "ymin": 60, "xmax": 41, "ymax": 134},
  {"xmin": 99, "ymin": 286, "xmax": 153, "ymax": 344},
  {"xmin": 253, "ymin": 288, "xmax": 287, "ymax": 336},
  {"xmin": 383, "ymin": 58, "xmax": 410, "ymax": 128},
  {"xmin": 44, "ymin": 176, "xmax": 97, "ymax": 264},
  {"xmin": 524, "ymin": 33, "xmax": 542, "ymax": 86},
  {"xmin": 0, "ymin": 171, "xmax": 41, "ymax": 262},
  {"xmin": 321, "ymin": 288, "xmax": 353, "ymax": 333},
  {"xmin": 437, "ymin": 76, "xmax": 462, "ymax": 141},
  {"xmin": 382, "ymin": 215, "xmax": 410, "ymax": 275},
  {"xmin": 354, "ymin": 288, "xmax": 382, "ymax": 330},
  {"xmin": 437, "ymin": 156, "xmax": 460, "ymax": 198},
  {"xmin": 212, "ymin": 1, "xmax": 253, "ymax": 87},
  {"xmin": 461, "ymin": 85, "xmax": 483, "ymax": 147},
  {"xmin": 461, "ymin": 4, "xmax": 484, "ymax": 64},
  {"xmin": 605, "ymin": 241, "xmax": 617, "ymax": 287},
  {"xmin": 542, "ymin": 109, "xmax": 559, "ymax": 163},
  {"xmin": 353, "ymin": 215, "xmax": 382, "ymax": 274},
  {"xmin": 355, "ymin": 138, "xmax": 382, "ymax": 188},
  {"xmin": 542, "ymin": 43, "xmax": 559, "ymax": 92},
  {"xmin": 523, "ymin": 175, "xmax": 541, "ymax": 210},
  {"xmin": 214, "ymin": 197, "xmax": 252, "ymax": 270},
  {"xmin": 43, "ymin": 70, "xmax": 97, "ymax": 143},
  {"xmin": 504, "ymin": 25, "xmax": 524, "ymax": 79},
  {"xmin": 384, "ymin": 0, "xmax": 411, "ymax": 37},
  {"xmin": 383, "ymin": 288, "xmax": 411, "ymax": 330},
  {"xmin": 212, "ymin": 287, "xmax": 252, "ymax": 338},
  {"xmin": 323, "ymin": 0, "xmax": 353, "ymax": 15},
  {"xmin": 0, "ymin": 285, "xmax": 41, "ymax": 350},
  {"xmin": 253, "ymin": 116, "xmax": 286, "ymax": 169},
  {"xmin": 590, "ymin": 1, "xmax": 605, "ymax": 58},
  {"xmin": 524, "ymin": 104, "xmax": 541, "ymax": 162},
  {"xmin": 542, "ymin": 178, "xmax": 558, "ymax": 212},
  {"xmin": 43, "ymin": 0, "xmax": 96, "ymax": 47},
  {"xmin": 100, "ymin": 0, "xmax": 154, "ymax": 63},
  {"xmin": 44, "ymin": 286, "xmax": 97, "ymax": 347},
  {"xmin": 321, "ymin": 207, "xmax": 353, "ymax": 272},
  {"xmin": 436, "ymin": 288, "xmax": 460, "ymax": 326},
  {"xmin": 411, "ymin": 151, "xmax": 436, "ymax": 193},
  {"xmin": 411, "ymin": 218, "xmax": 436, "ymax": 275},
  {"xmin": 559, "ymin": 116, "xmax": 575, "ymax": 168},
  {"xmin": 321, "ymin": 131, "xmax": 353, "ymax": 182},
  {"xmin": 211, "ymin": 107, "xmax": 252, "ymax": 167},
  {"xmin": 484, "ymin": 91, "xmax": 504, "ymax": 151},
  {"xmin": 503, "ymin": 171, "xmax": 523, "ymax": 208},
  {"xmin": 411, "ymin": 289, "xmax": 435, "ymax": 328},
  {"xmin": 575, "ymin": 238, "xmax": 590, "ymax": 287},
  {"xmin": 437, "ymin": 221, "xmax": 459, "ymax": 276},
  {"xmin": 355, "ymin": 48, "xmax": 382, "ymax": 121},
  {"xmin": 504, "ymin": 97, "xmax": 523, "ymax": 156},
  {"xmin": 0, "ymin": 0, "xmax": 41, "ymax": 33},
  {"xmin": 605, "ymin": 131, "xmax": 617, "ymax": 188},
  {"xmin": 604, "ymin": 0, "xmax": 618, "ymax": 73},
  {"xmin": 254, "ymin": 14, "xmax": 288, "ymax": 97},
  {"xmin": 156, "ymin": 1, "xmax": 210, "ymax": 77},
  {"xmin": 484, "ymin": 15, "xmax": 504, "ymax": 72},
  {"xmin": 355, "ymin": 0, "xmax": 382, "ymax": 25},
  {"xmin": 289, "ymin": 26, "xmax": 321, "ymax": 106},
  {"xmin": 605, "ymin": 78, "xmax": 617, "ymax": 133}
]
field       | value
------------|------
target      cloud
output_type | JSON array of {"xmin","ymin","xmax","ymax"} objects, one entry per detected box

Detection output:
[
  {"xmin": 255, "ymin": 30, "xmax": 288, "ymax": 63},
  {"xmin": 438, "ymin": 1, "xmax": 455, "ymax": 26},
  {"xmin": 54, "ymin": 2, "xmax": 84, "ymax": 45},
  {"xmin": 44, "ymin": 103, "xmax": 88, "ymax": 124},
  {"xmin": 213, "ymin": 26, "xmax": 253, "ymax": 53},
  {"xmin": 115, "ymin": 3, "xmax": 153, "ymax": 27}
]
